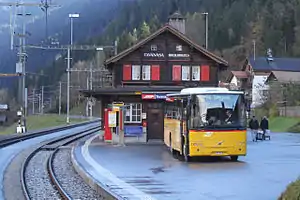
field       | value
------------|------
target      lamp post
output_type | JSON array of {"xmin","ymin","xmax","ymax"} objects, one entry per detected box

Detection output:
[
  {"xmin": 67, "ymin": 13, "xmax": 79, "ymax": 124},
  {"xmin": 202, "ymin": 12, "xmax": 208, "ymax": 49}
]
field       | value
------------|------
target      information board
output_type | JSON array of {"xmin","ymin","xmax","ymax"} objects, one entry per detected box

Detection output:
[{"xmin": 108, "ymin": 111, "xmax": 117, "ymax": 127}]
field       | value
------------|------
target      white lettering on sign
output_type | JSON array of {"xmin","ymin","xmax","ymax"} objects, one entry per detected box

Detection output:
[
  {"xmin": 143, "ymin": 53, "xmax": 165, "ymax": 58},
  {"xmin": 168, "ymin": 53, "xmax": 190, "ymax": 58},
  {"xmin": 142, "ymin": 94, "xmax": 155, "ymax": 99}
]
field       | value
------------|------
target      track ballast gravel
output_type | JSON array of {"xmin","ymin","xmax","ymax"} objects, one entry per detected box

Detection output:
[
  {"xmin": 53, "ymin": 147, "xmax": 104, "ymax": 199},
  {"xmin": 25, "ymin": 151, "xmax": 60, "ymax": 200}
]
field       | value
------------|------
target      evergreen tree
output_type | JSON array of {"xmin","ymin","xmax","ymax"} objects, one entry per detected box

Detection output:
[{"xmin": 139, "ymin": 21, "xmax": 151, "ymax": 39}]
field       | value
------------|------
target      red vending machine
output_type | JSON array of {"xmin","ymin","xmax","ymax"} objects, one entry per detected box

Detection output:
[{"xmin": 104, "ymin": 108, "xmax": 112, "ymax": 142}]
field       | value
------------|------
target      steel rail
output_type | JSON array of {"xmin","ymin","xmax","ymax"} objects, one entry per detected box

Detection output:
[
  {"xmin": 47, "ymin": 128, "xmax": 101, "ymax": 200},
  {"xmin": 0, "ymin": 119, "xmax": 100, "ymax": 148},
  {"xmin": 21, "ymin": 125, "xmax": 101, "ymax": 200}
]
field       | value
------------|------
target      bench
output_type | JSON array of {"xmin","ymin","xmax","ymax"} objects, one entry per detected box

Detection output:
[{"xmin": 123, "ymin": 126, "xmax": 143, "ymax": 141}]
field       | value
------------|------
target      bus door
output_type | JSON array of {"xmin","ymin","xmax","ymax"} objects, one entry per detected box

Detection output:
[{"xmin": 180, "ymin": 98, "xmax": 189, "ymax": 154}]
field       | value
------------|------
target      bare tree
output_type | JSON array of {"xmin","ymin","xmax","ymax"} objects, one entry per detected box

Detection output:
[{"xmin": 256, "ymin": 81, "xmax": 300, "ymax": 117}]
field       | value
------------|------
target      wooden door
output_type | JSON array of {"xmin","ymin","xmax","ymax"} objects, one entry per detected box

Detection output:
[{"xmin": 147, "ymin": 103, "xmax": 164, "ymax": 140}]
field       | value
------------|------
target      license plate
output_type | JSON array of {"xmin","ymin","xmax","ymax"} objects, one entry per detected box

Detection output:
[{"xmin": 215, "ymin": 152, "xmax": 223, "ymax": 155}]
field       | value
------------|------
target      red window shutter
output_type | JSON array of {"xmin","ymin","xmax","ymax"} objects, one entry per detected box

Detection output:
[
  {"xmin": 172, "ymin": 65, "xmax": 181, "ymax": 81},
  {"xmin": 151, "ymin": 65, "xmax": 160, "ymax": 81},
  {"xmin": 201, "ymin": 65, "xmax": 210, "ymax": 81},
  {"xmin": 123, "ymin": 65, "xmax": 131, "ymax": 81}
]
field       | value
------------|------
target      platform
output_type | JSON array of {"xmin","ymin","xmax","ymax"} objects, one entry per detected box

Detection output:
[{"xmin": 72, "ymin": 131, "xmax": 300, "ymax": 200}]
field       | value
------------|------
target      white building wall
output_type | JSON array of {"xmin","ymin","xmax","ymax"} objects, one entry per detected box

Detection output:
[
  {"xmin": 251, "ymin": 75, "xmax": 269, "ymax": 108},
  {"xmin": 230, "ymin": 76, "xmax": 238, "ymax": 86}
]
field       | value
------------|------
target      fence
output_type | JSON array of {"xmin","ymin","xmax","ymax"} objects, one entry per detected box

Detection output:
[{"xmin": 278, "ymin": 106, "xmax": 300, "ymax": 117}]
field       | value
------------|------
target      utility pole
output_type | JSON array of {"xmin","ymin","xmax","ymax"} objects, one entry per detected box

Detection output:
[
  {"xmin": 85, "ymin": 67, "xmax": 89, "ymax": 117},
  {"xmin": 41, "ymin": 86, "xmax": 44, "ymax": 114},
  {"xmin": 88, "ymin": 62, "xmax": 93, "ymax": 118},
  {"xmin": 38, "ymin": 94, "xmax": 41, "ymax": 114},
  {"xmin": 253, "ymin": 40, "xmax": 256, "ymax": 61},
  {"xmin": 67, "ymin": 13, "xmax": 80, "ymax": 123},
  {"xmin": 32, "ymin": 88, "xmax": 35, "ymax": 114},
  {"xmin": 202, "ymin": 12, "xmax": 208, "ymax": 49},
  {"xmin": 90, "ymin": 63, "xmax": 93, "ymax": 91},
  {"xmin": 59, "ymin": 81, "xmax": 62, "ymax": 115},
  {"xmin": 19, "ymin": 6, "xmax": 30, "ymax": 119},
  {"xmin": 90, "ymin": 64, "xmax": 93, "ymax": 118},
  {"xmin": 66, "ymin": 46, "xmax": 71, "ymax": 123}
]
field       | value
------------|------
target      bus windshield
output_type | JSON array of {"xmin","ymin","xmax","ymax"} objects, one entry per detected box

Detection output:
[{"xmin": 190, "ymin": 94, "xmax": 246, "ymax": 130}]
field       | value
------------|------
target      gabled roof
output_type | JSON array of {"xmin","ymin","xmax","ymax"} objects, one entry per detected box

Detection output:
[
  {"xmin": 266, "ymin": 71, "xmax": 300, "ymax": 83},
  {"xmin": 105, "ymin": 24, "xmax": 228, "ymax": 67},
  {"xmin": 248, "ymin": 57, "xmax": 300, "ymax": 72},
  {"xmin": 226, "ymin": 70, "xmax": 250, "ymax": 82},
  {"xmin": 231, "ymin": 71, "xmax": 249, "ymax": 79}
]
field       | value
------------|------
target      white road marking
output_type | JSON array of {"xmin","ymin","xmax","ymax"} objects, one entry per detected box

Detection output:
[{"xmin": 81, "ymin": 134, "xmax": 157, "ymax": 200}]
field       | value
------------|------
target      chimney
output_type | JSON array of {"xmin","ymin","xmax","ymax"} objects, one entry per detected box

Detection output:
[{"xmin": 168, "ymin": 11, "xmax": 186, "ymax": 34}]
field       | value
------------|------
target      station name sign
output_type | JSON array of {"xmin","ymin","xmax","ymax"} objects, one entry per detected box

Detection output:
[
  {"xmin": 168, "ymin": 53, "xmax": 190, "ymax": 58},
  {"xmin": 143, "ymin": 53, "xmax": 164, "ymax": 58},
  {"xmin": 142, "ymin": 94, "xmax": 174, "ymax": 102},
  {"xmin": 143, "ymin": 53, "xmax": 190, "ymax": 58}
]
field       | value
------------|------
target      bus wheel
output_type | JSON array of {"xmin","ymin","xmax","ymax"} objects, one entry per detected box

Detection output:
[
  {"xmin": 169, "ymin": 133, "xmax": 173, "ymax": 153},
  {"xmin": 183, "ymin": 145, "xmax": 190, "ymax": 162},
  {"xmin": 184, "ymin": 154, "xmax": 190, "ymax": 162},
  {"xmin": 230, "ymin": 156, "xmax": 238, "ymax": 161}
]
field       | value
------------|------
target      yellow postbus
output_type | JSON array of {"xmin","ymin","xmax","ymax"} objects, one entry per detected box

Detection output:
[{"xmin": 164, "ymin": 87, "xmax": 247, "ymax": 162}]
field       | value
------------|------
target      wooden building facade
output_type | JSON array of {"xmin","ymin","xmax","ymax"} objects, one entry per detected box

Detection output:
[{"xmin": 81, "ymin": 12, "xmax": 229, "ymax": 142}]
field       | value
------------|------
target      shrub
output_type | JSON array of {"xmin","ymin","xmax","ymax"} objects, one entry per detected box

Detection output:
[{"xmin": 278, "ymin": 179, "xmax": 300, "ymax": 200}]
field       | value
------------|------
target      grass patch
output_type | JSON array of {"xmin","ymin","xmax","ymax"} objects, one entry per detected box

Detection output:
[
  {"xmin": 287, "ymin": 123, "xmax": 300, "ymax": 133},
  {"xmin": 279, "ymin": 178, "xmax": 300, "ymax": 200},
  {"xmin": 269, "ymin": 117, "xmax": 300, "ymax": 133},
  {"xmin": 0, "ymin": 114, "xmax": 87, "ymax": 135},
  {"xmin": 70, "ymin": 102, "xmax": 86, "ymax": 116}
]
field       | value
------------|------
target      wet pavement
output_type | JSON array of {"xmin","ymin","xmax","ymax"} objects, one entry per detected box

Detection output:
[
  {"xmin": 0, "ymin": 123, "xmax": 98, "ymax": 200},
  {"xmin": 86, "ymin": 132, "xmax": 300, "ymax": 200}
]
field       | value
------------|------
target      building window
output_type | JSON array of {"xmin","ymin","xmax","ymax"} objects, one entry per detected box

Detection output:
[
  {"xmin": 132, "ymin": 65, "xmax": 141, "ymax": 80},
  {"xmin": 165, "ymin": 105, "xmax": 181, "ymax": 119},
  {"xmin": 176, "ymin": 45, "xmax": 182, "ymax": 52},
  {"xmin": 172, "ymin": 65, "xmax": 182, "ymax": 81},
  {"xmin": 142, "ymin": 65, "xmax": 151, "ymax": 80},
  {"xmin": 192, "ymin": 66, "xmax": 200, "ymax": 81},
  {"xmin": 200, "ymin": 65, "xmax": 210, "ymax": 81},
  {"xmin": 151, "ymin": 45, "xmax": 157, "ymax": 51},
  {"xmin": 123, "ymin": 65, "xmax": 132, "ymax": 81},
  {"xmin": 151, "ymin": 65, "xmax": 160, "ymax": 80},
  {"xmin": 125, "ymin": 103, "xmax": 142, "ymax": 123},
  {"xmin": 182, "ymin": 66, "xmax": 190, "ymax": 81}
]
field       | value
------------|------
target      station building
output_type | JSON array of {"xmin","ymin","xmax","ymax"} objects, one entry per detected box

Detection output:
[{"xmin": 81, "ymin": 12, "xmax": 229, "ymax": 142}]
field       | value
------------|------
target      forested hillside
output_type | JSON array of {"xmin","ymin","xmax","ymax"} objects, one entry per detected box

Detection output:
[
  {"xmin": 4, "ymin": 0, "xmax": 300, "ymax": 110},
  {"xmin": 98, "ymin": 0, "xmax": 300, "ymax": 65}
]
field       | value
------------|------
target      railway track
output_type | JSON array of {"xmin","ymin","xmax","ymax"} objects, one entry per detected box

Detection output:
[
  {"xmin": 21, "ymin": 125, "xmax": 101, "ymax": 200},
  {"xmin": 0, "ymin": 120, "xmax": 100, "ymax": 148}
]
